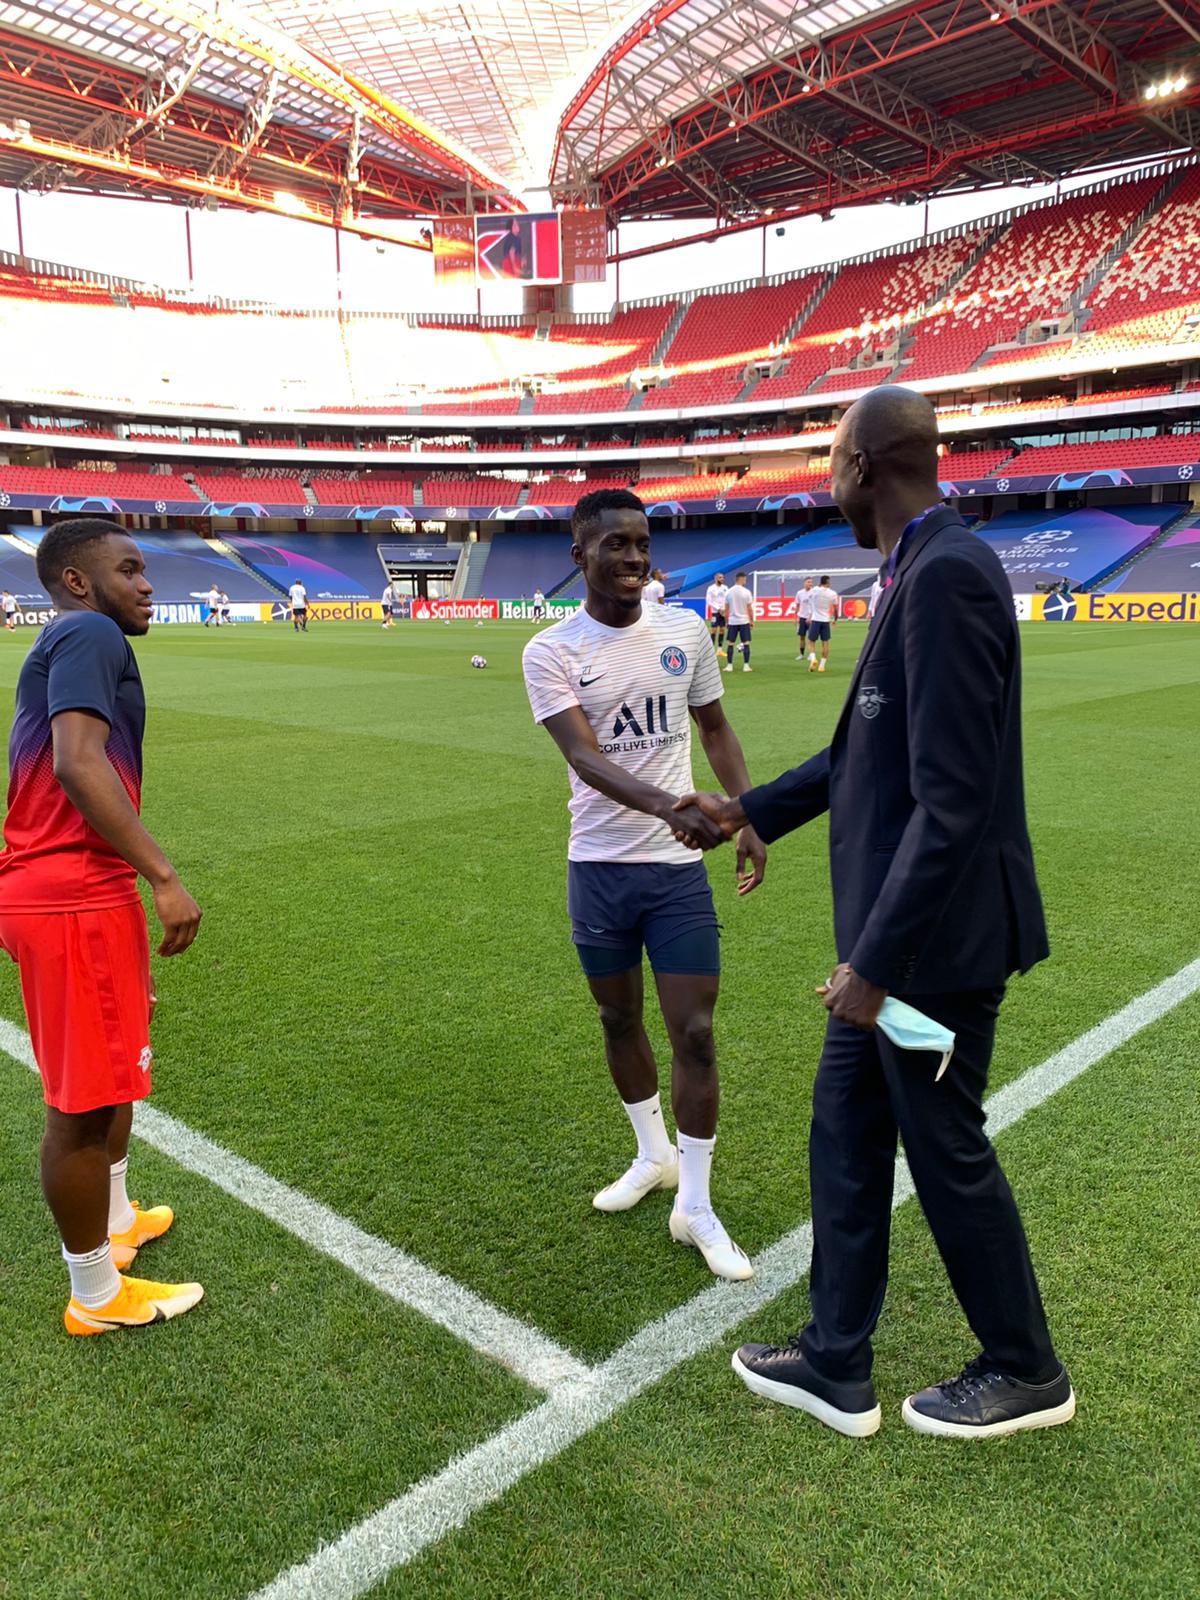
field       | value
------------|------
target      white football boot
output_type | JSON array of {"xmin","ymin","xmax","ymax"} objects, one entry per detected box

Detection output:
[
  {"xmin": 669, "ymin": 1205, "xmax": 754, "ymax": 1280},
  {"xmin": 592, "ymin": 1151, "xmax": 679, "ymax": 1213}
]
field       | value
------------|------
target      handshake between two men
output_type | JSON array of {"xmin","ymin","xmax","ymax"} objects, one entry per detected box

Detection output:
[
  {"xmin": 667, "ymin": 789, "xmax": 763, "ymax": 895},
  {"xmin": 665, "ymin": 788, "xmax": 885, "ymax": 1032}
]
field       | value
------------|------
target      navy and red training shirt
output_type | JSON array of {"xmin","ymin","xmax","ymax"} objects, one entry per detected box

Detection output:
[{"xmin": 0, "ymin": 610, "xmax": 144, "ymax": 911}]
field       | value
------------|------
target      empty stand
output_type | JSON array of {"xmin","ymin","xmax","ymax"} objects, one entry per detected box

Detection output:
[
  {"xmin": 640, "ymin": 277, "xmax": 824, "ymax": 409},
  {"xmin": 754, "ymin": 234, "xmax": 983, "ymax": 401},
  {"xmin": 999, "ymin": 434, "xmax": 1200, "ymax": 475},
  {"xmin": 193, "ymin": 472, "xmax": 306, "ymax": 504},
  {"xmin": 421, "ymin": 474, "xmax": 522, "ymax": 506},
  {"xmin": 0, "ymin": 464, "xmax": 198, "ymax": 501},
  {"xmin": 1084, "ymin": 166, "xmax": 1200, "ymax": 351},
  {"xmin": 532, "ymin": 306, "xmax": 676, "ymax": 414},
  {"xmin": 903, "ymin": 179, "xmax": 1164, "ymax": 380},
  {"xmin": 225, "ymin": 534, "xmax": 392, "ymax": 597},
  {"xmin": 310, "ymin": 476, "xmax": 414, "ymax": 506}
]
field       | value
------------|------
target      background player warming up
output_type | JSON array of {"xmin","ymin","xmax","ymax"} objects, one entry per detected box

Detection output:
[
  {"xmin": 807, "ymin": 576, "xmax": 839, "ymax": 673},
  {"xmin": 0, "ymin": 519, "xmax": 203, "ymax": 1335},
  {"xmin": 643, "ymin": 569, "xmax": 667, "ymax": 606},
  {"xmin": 724, "ymin": 573, "xmax": 755, "ymax": 673},
  {"xmin": 705, "ymin": 574, "xmax": 728, "ymax": 653},
  {"xmin": 795, "ymin": 578, "xmax": 815, "ymax": 660},
  {"xmin": 289, "ymin": 580, "xmax": 308, "ymax": 632},
  {"xmin": 523, "ymin": 490, "xmax": 767, "ymax": 1282}
]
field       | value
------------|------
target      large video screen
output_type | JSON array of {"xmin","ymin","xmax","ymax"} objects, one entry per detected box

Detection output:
[{"xmin": 474, "ymin": 213, "xmax": 562, "ymax": 284}]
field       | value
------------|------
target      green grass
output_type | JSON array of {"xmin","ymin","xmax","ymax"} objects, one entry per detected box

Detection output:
[{"xmin": 0, "ymin": 618, "xmax": 1197, "ymax": 1600}]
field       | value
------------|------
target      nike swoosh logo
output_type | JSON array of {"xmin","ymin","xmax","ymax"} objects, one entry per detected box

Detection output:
[{"xmin": 579, "ymin": 674, "xmax": 605, "ymax": 687}]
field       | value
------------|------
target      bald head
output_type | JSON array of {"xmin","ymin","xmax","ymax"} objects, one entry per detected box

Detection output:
[
  {"xmin": 839, "ymin": 385, "xmax": 939, "ymax": 475},
  {"xmin": 830, "ymin": 385, "xmax": 942, "ymax": 551}
]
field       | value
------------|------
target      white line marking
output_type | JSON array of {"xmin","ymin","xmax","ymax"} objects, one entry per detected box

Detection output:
[
  {"xmin": 251, "ymin": 955, "xmax": 1200, "ymax": 1600},
  {"xmin": 0, "ymin": 1017, "xmax": 587, "ymax": 1393}
]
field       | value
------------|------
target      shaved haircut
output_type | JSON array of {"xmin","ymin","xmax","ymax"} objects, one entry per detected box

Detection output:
[{"xmin": 841, "ymin": 386, "xmax": 940, "ymax": 482}]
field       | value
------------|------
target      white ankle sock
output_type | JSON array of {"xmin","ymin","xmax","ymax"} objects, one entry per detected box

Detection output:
[
  {"xmin": 108, "ymin": 1156, "xmax": 136, "ymax": 1234},
  {"xmin": 63, "ymin": 1241, "xmax": 121, "ymax": 1308},
  {"xmin": 676, "ymin": 1131, "xmax": 715, "ymax": 1213},
  {"xmin": 622, "ymin": 1093, "xmax": 674, "ymax": 1163}
]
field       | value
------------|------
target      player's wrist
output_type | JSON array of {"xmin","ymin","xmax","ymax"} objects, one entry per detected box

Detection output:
[{"xmin": 146, "ymin": 861, "xmax": 177, "ymax": 889}]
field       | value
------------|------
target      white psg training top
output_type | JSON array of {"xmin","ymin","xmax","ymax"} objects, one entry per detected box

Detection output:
[{"xmin": 523, "ymin": 604, "xmax": 723, "ymax": 864}]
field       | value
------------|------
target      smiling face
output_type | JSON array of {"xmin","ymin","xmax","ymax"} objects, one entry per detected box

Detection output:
[{"xmin": 573, "ymin": 507, "xmax": 650, "ymax": 614}]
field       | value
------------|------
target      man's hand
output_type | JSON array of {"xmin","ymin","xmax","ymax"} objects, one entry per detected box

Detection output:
[
  {"xmin": 662, "ymin": 800, "xmax": 726, "ymax": 851},
  {"xmin": 673, "ymin": 791, "xmax": 746, "ymax": 839},
  {"xmin": 735, "ymin": 826, "xmax": 766, "ymax": 895},
  {"xmin": 818, "ymin": 963, "xmax": 886, "ymax": 1031},
  {"xmin": 152, "ymin": 874, "xmax": 202, "ymax": 957}
]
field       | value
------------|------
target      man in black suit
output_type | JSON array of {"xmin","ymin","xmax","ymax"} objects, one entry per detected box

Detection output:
[{"xmin": 678, "ymin": 386, "xmax": 1073, "ymax": 1440}]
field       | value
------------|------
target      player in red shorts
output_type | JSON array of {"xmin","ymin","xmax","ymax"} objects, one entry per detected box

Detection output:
[{"xmin": 0, "ymin": 519, "xmax": 204, "ymax": 1334}]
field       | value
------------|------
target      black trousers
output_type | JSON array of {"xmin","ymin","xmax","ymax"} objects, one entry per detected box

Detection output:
[{"xmin": 799, "ymin": 987, "xmax": 1059, "ymax": 1384}]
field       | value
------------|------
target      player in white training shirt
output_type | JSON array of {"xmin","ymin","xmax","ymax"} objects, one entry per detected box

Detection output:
[
  {"xmin": 532, "ymin": 587, "xmax": 546, "ymax": 621},
  {"xmin": 724, "ymin": 572, "xmax": 755, "ymax": 673},
  {"xmin": 705, "ymin": 574, "xmax": 729, "ymax": 652},
  {"xmin": 523, "ymin": 489, "xmax": 766, "ymax": 1281},
  {"xmin": 288, "ymin": 580, "xmax": 308, "ymax": 633},
  {"xmin": 204, "ymin": 584, "xmax": 222, "ymax": 628},
  {"xmin": 795, "ymin": 577, "xmax": 814, "ymax": 661},
  {"xmin": 643, "ymin": 569, "xmax": 667, "ymax": 605},
  {"xmin": 807, "ymin": 575, "xmax": 839, "ymax": 673}
]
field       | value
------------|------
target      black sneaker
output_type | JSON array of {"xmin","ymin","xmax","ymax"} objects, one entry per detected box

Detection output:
[
  {"xmin": 902, "ymin": 1355, "xmax": 1075, "ymax": 1438},
  {"xmin": 732, "ymin": 1341, "xmax": 881, "ymax": 1437}
]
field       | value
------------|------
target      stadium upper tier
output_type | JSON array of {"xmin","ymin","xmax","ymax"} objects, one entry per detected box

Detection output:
[{"xmin": 3, "ymin": 165, "xmax": 1200, "ymax": 427}]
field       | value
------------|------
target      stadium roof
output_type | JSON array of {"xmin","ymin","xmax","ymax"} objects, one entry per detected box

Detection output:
[
  {"xmin": 0, "ymin": 0, "xmax": 1196, "ymax": 241},
  {"xmin": 553, "ymin": 0, "xmax": 1200, "ymax": 240}
]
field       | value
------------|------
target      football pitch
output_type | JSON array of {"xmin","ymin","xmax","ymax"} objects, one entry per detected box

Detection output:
[{"xmin": 1, "ymin": 618, "xmax": 1198, "ymax": 1600}]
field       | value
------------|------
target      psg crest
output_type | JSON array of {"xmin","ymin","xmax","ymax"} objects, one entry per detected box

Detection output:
[{"xmin": 660, "ymin": 645, "xmax": 688, "ymax": 676}]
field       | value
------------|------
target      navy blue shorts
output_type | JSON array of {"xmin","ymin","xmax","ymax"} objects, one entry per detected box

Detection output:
[
  {"xmin": 567, "ymin": 861, "xmax": 720, "ymax": 977},
  {"xmin": 797, "ymin": 614, "xmax": 811, "ymax": 634},
  {"xmin": 726, "ymin": 623, "xmax": 752, "ymax": 645},
  {"xmin": 808, "ymin": 620, "xmax": 831, "ymax": 642}
]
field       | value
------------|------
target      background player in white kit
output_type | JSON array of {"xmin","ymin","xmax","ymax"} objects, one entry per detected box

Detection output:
[
  {"xmin": 2, "ymin": 589, "xmax": 16, "ymax": 630},
  {"xmin": 724, "ymin": 573, "xmax": 755, "ymax": 673},
  {"xmin": 643, "ymin": 569, "xmax": 667, "ymax": 605},
  {"xmin": 203, "ymin": 583, "xmax": 222, "ymax": 628},
  {"xmin": 532, "ymin": 587, "xmax": 546, "ymax": 621},
  {"xmin": 523, "ymin": 489, "xmax": 766, "ymax": 1281},
  {"xmin": 288, "ymin": 580, "xmax": 308, "ymax": 632},
  {"xmin": 705, "ymin": 574, "xmax": 729, "ymax": 652},
  {"xmin": 807, "ymin": 575, "xmax": 839, "ymax": 673},
  {"xmin": 795, "ymin": 577, "xmax": 815, "ymax": 660}
]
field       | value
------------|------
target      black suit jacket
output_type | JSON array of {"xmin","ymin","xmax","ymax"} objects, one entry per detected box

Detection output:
[{"xmin": 741, "ymin": 506, "xmax": 1048, "ymax": 995}]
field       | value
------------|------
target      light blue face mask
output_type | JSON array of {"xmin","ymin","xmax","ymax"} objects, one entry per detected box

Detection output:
[{"xmin": 876, "ymin": 998, "xmax": 956, "ymax": 1081}]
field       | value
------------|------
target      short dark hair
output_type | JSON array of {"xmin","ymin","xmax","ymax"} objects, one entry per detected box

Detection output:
[
  {"xmin": 820, "ymin": 575, "xmax": 830, "ymax": 585},
  {"xmin": 37, "ymin": 518, "xmax": 127, "ymax": 589},
  {"xmin": 571, "ymin": 488, "xmax": 646, "ymax": 544}
]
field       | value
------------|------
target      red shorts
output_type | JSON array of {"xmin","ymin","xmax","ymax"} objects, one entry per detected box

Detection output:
[{"xmin": 0, "ymin": 902, "xmax": 152, "ymax": 1114}]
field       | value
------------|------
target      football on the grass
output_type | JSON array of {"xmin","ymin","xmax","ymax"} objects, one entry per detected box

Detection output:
[{"xmin": 470, "ymin": 654, "xmax": 488, "ymax": 668}]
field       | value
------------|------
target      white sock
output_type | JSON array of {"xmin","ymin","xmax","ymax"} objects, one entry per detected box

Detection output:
[
  {"xmin": 676, "ymin": 1131, "xmax": 715, "ymax": 1214},
  {"xmin": 63, "ymin": 1241, "xmax": 121, "ymax": 1308},
  {"xmin": 108, "ymin": 1156, "xmax": 136, "ymax": 1234},
  {"xmin": 622, "ymin": 1093, "xmax": 674, "ymax": 1164}
]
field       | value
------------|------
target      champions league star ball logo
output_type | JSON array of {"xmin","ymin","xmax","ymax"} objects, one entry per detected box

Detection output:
[{"xmin": 660, "ymin": 645, "xmax": 688, "ymax": 676}]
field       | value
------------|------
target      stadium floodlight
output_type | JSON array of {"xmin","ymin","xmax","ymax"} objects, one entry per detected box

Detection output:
[
  {"xmin": 1176, "ymin": 76, "xmax": 1189, "ymax": 93},
  {"xmin": 273, "ymin": 189, "xmax": 310, "ymax": 216}
]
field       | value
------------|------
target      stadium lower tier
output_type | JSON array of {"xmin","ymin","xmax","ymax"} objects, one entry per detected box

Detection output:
[
  {"xmin": 0, "ymin": 508, "xmax": 1190, "ymax": 615},
  {"xmin": 3, "ymin": 430, "xmax": 1200, "ymax": 521}
]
